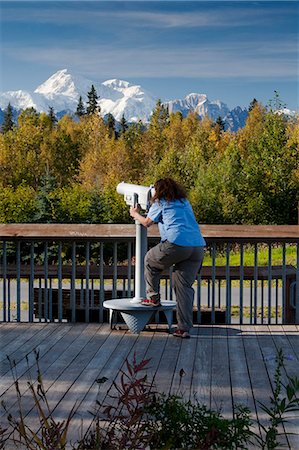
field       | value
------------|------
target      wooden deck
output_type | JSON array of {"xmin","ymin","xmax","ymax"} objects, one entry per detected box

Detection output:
[{"xmin": 0, "ymin": 323, "xmax": 299, "ymax": 448}]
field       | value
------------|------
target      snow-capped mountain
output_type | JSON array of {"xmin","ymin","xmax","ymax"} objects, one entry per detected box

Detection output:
[
  {"xmin": 0, "ymin": 69, "xmax": 251, "ymax": 129},
  {"xmin": 99, "ymin": 78, "xmax": 156, "ymax": 122},
  {"xmin": 0, "ymin": 69, "xmax": 156, "ymax": 123},
  {"xmin": 224, "ymin": 106, "xmax": 249, "ymax": 132},
  {"xmin": 166, "ymin": 93, "xmax": 230, "ymax": 121}
]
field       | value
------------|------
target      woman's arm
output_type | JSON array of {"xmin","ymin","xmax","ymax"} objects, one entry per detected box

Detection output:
[{"xmin": 130, "ymin": 205, "xmax": 154, "ymax": 228}]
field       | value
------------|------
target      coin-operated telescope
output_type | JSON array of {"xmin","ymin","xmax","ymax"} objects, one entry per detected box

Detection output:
[
  {"xmin": 116, "ymin": 182, "xmax": 154, "ymax": 303},
  {"xmin": 116, "ymin": 182, "xmax": 154, "ymax": 211}
]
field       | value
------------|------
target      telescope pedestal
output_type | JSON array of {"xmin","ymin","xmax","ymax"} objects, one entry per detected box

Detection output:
[
  {"xmin": 131, "ymin": 220, "xmax": 147, "ymax": 303},
  {"xmin": 103, "ymin": 219, "xmax": 176, "ymax": 333},
  {"xmin": 103, "ymin": 299, "xmax": 176, "ymax": 334}
]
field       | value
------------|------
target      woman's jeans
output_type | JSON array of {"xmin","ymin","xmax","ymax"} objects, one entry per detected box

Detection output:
[{"xmin": 144, "ymin": 241, "xmax": 205, "ymax": 332}]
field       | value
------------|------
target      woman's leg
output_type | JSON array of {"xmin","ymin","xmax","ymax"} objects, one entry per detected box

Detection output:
[
  {"xmin": 172, "ymin": 247, "xmax": 205, "ymax": 331},
  {"xmin": 144, "ymin": 241, "xmax": 191, "ymax": 299}
]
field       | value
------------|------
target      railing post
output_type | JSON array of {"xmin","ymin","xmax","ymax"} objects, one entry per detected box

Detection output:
[
  {"xmin": 2, "ymin": 240, "xmax": 7, "ymax": 322},
  {"xmin": 85, "ymin": 242, "xmax": 90, "ymax": 323},
  {"xmin": 99, "ymin": 242, "xmax": 104, "ymax": 322},
  {"xmin": 282, "ymin": 243, "xmax": 286, "ymax": 324},
  {"xmin": 225, "ymin": 243, "xmax": 231, "ymax": 324},
  {"xmin": 71, "ymin": 242, "xmax": 76, "ymax": 323},
  {"xmin": 239, "ymin": 243, "xmax": 244, "ymax": 324},
  {"xmin": 268, "ymin": 244, "xmax": 272, "ymax": 324},
  {"xmin": 58, "ymin": 241, "xmax": 63, "ymax": 322},
  {"xmin": 29, "ymin": 242, "xmax": 34, "ymax": 322},
  {"xmin": 296, "ymin": 243, "xmax": 299, "ymax": 324},
  {"xmin": 253, "ymin": 244, "xmax": 258, "ymax": 324},
  {"xmin": 44, "ymin": 242, "xmax": 49, "ymax": 322},
  {"xmin": 16, "ymin": 241, "xmax": 21, "ymax": 322},
  {"xmin": 211, "ymin": 243, "xmax": 216, "ymax": 324}
]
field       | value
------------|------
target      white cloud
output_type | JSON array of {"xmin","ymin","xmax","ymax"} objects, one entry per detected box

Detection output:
[
  {"xmin": 3, "ymin": 39, "xmax": 296, "ymax": 79},
  {"xmin": 2, "ymin": 3, "xmax": 295, "ymax": 30}
]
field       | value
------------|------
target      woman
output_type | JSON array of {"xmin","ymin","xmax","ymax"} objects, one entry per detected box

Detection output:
[{"xmin": 130, "ymin": 178, "xmax": 205, "ymax": 338}]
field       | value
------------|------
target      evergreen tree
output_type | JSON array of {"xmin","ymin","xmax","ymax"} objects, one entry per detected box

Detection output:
[
  {"xmin": 268, "ymin": 90, "xmax": 286, "ymax": 112},
  {"xmin": 2, "ymin": 103, "xmax": 14, "ymax": 133},
  {"xmin": 149, "ymin": 99, "xmax": 169, "ymax": 132},
  {"xmin": 215, "ymin": 116, "xmax": 225, "ymax": 133},
  {"xmin": 107, "ymin": 113, "xmax": 116, "ymax": 137},
  {"xmin": 33, "ymin": 170, "xmax": 58, "ymax": 223},
  {"xmin": 86, "ymin": 85, "xmax": 99, "ymax": 115},
  {"xmin": 48, "ymin": 106, "xmax": 57, "ymax": 126},
  {"xmin": 76, "ymin": 95, "xmax": 86, "ymax": 117},
  {"xmin": 120, "ymin": 114, "xmax": 128, "ymax": 134},
  {"xmin": 248, "ymin": 98, "xmax": 258, "ymax": 112}
]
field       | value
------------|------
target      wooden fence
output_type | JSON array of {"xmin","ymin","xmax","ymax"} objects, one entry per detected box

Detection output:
[{"xmin": 0, "ymin": 224, "xmax": 298, "ymax": 325}]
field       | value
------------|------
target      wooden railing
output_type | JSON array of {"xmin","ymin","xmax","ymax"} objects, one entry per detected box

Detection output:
[{"xmin": 0, "ymin": 224, "xmax": 298, "ymax": 325}]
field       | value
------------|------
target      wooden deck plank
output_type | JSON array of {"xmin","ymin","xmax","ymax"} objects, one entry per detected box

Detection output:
[
  {"xmin": 241, "ymin": 325, "xmax": 272, "ymax": 441},
  {"xmin": 255, "ymin": 325, "xmax": 290, "ymax": 449},
  {"xmin": 227, "ymin": 325, "xmax": 259, "ymax": 422},
  {"xmin": 152, "ymin": 329, "xmax": 182, "ymax": 395},
  {"xmin": 103, "ymin": 327, "xmax": 157, "ymax": 407},
  {"xmin": 210, "ymin": 326, "xmax": 233, "ymax": 417},
  {"xmin": 63, "ymin": 327, "xmax": 155, "ymax": 429},
  {"xmin": 191, "ymin": 325, "xmax": 213, "ymax": 407},
  {"xmin": 227, "ymin": 325, "xmax": 260, "ymax": 450},
  {"xmin": 2, "ymin": 323, "xmax": 102, "ymax": 421},
  {"xmin": 282, "ymin": 325, "xmax": 299, "ymax": 361},
  {"xmin": 21, "ymin": 323, "xmax": 111, "ymax": 435},
  {"xmin": 0, "ymin": 322, "xmax": 49, "ymax": 359},
  {"xmin": 0, "ymin": 323, "xmax": 64, "ymax": 378},
  {"xmin": 0, "ymin": 323, "xmax": 74, "ymax": 399},
  {"xmin": 63, "ymin": 331, "xmax": 138, "ymax": 419},
  {"xmin": 0, "ymin": 323, "xmax": 298, "ymax": 449},
  {"xmin": 65, "ymin": 327, "xmax": 161, "ymax": 442},
  {"xmin": 268, "ymin": 325, "xmax": 299, "ymax": 450},
  {"xmin": 142, "ymin": 326, "xmax": 170, "ymax": 389},
  {"xmin": 170, "ymin": 326, "xmax": 199, "ymax": 399},
  {"xmin": 0, "ymin": 322, "xmax": 32, "ymax": 346},
  {"xmin": 55, "ymin": 327, "xmax": 136, "ymax": 442}
]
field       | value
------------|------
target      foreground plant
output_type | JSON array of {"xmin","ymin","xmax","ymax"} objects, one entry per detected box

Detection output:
[
  {"xmin": 0, "ymin": 425, "xmax": 9, "ymax": 449},
  {"xmin": 3, "ymin": 350, "xmax": 76, "ymax": 449},
  {"xmin": 255, "ymin": 349, "xmax": 299, "ymax": 450},
  {"xmin": 1, "ymin": 348, "xmax": 299, "ymax": 449},
  {"xmin": 143, "ymin": 394, "xmax": 253, "ymax": 450},
  {"xmin": 75, "ymin": 354, "xmax": 154, "ymax": 450}
]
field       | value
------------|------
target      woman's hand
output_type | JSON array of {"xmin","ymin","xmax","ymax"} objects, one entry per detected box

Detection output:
[
  {"xmin": 130, "ymin": 204, "xmax": 141, "ymax": 219},
  {"xmin": 130, "ymin": 204, "xmax": 154, "ymax": 228}
]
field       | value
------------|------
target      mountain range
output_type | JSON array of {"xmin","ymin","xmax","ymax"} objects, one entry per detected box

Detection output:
[{"xmin": 0, "ymin": 68, "xmax": 251, "ymax": 130}]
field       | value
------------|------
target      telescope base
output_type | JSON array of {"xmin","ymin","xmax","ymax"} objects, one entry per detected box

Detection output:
[{"xmin": 103, "ymin": 299, "xmax": 176, "ymax": 334}]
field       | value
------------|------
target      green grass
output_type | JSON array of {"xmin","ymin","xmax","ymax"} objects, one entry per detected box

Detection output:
[
  {"xmin": 203, "ymin": 244, "xmax": 297, "ymax": 267},
  {"xmin": 231, "ymin": 305, "xmax": 282, "ymax": 319},
  {"xmin": 0, "ymin": 301, "xmax": 29, "ymax": 311}
]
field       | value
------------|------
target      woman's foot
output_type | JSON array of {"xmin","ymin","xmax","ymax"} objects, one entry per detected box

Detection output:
[
  {"xmin": 140, "ymin": 295, "xmax": 161, "ymax": 307},
  {"xmin": 173, "ymin": 329, "xmax": 190, "ymax": 339}
]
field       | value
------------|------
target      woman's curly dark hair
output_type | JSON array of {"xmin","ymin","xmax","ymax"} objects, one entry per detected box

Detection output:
[{"xmin": 152, "ymin": 178, "xmax": 187, "ymax": 202}]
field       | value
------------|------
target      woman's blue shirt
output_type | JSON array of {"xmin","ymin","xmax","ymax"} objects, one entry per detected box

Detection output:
[{"xmin": 147, "ymin": 198, "xmax": 206, "ymax": 247}]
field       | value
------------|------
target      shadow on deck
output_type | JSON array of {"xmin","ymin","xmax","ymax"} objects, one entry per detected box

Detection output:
[{"xmin": 0, "ymin": 322, "xmax": 298, "ymax": 449}]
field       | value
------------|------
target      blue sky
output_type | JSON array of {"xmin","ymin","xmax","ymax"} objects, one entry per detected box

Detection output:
[{"xmin": 0, "ymin": 1, "xmax": 298, "ymax": 110}]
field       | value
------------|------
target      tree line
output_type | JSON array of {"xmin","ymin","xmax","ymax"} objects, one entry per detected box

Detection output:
[{"xmin": 0, "ymin": 92, "xmax": 298, "ymax": 225}]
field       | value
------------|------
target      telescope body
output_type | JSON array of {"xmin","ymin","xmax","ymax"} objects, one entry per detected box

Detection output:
[
  {"xmin": 116, "ymin": 182, "xmax": 154, "ymax": 211},
  {"xmin": 117, "ymin": 181, "xmax": 155, "ymax": 302}
]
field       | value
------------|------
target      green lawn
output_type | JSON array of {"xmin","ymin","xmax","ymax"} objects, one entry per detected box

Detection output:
[{"xmin": 203, "ymin": 244, "xmax": 297, "ymax": 267}]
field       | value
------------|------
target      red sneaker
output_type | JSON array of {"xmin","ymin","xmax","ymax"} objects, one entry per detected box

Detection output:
[
  {"xmin": 141, "ymin": 297, "xmax": 161, "ymax": 307},
  {"xmin": 173, "ymin": 329, "xmax": 190, "ymax": 339}
]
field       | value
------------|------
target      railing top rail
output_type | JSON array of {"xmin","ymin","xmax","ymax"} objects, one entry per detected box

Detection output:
[
  {"xmin": 0, "ymin": 224, "xmax": 298, "ymax": 242},
  {"xmin": 201, "ymin": 224, "xmax": 299, "ymax": 242}
]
